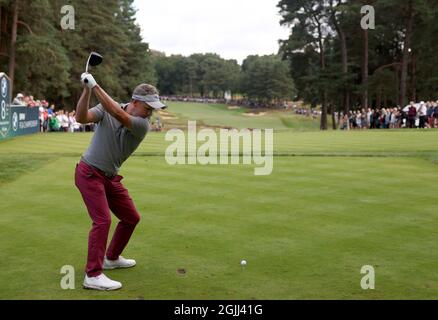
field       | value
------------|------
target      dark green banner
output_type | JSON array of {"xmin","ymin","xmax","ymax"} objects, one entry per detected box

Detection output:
[
  {"xmin": 0, "ymin": 73, "xmax": 39, "ymax": 140},
  {"xmin": 0, "ymin": 73, "xmax": 12, "ymax": 139}
]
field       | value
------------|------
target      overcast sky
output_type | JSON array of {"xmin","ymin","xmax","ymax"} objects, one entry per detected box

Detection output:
[{"xmin": 133, "ymin": 0, "xmax": 290, "ymax": 64}]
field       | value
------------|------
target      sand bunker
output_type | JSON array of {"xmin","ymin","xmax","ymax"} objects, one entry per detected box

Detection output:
[
  {"xmin": 158, "ymin": 110, "xmax": 178, "ymax": 120},
  {"xmin": 244, "ymin": 112, "xmax": 267, "ymax": 117}
]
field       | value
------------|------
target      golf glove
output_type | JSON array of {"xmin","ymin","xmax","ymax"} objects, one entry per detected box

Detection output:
[{"xmin": 81, "ymin": 73, "xmax": 97, "ymax": 89}]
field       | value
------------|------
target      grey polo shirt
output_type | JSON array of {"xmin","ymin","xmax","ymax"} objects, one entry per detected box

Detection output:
[{"xmin": 81, "ymin": 103, "xmax": 150, "ymax": 176}]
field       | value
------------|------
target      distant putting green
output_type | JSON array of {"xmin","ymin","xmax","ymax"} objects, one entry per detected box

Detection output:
[{"xmin": 1, "ymin": 103, "xmax": 438, "ymax": 299}]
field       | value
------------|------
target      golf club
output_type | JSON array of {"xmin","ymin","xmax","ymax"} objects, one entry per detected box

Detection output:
[{"xmin": 85, "ymin": 52, "xmax": 103, "ymax": 73}]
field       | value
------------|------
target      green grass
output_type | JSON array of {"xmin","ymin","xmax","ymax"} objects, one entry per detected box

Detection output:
[
  {"xmin": 161, "ymin": 102, "xmax": 322, "ymax": 131},
  {"xmin": 0, "ymin": 154, "xmax": 56, "ymax": 185},
  {"xmin": 1, "ymin": 103, "xmax": 438, "ymax": 300}
]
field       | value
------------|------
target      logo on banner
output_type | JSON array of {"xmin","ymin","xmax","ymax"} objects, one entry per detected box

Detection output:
[
  {"xmin": 12, "ymin": 112, "xmax": 18, "ymax": 132},
  {"xmin": 1, "ymin": 100, "xmax": 5, "ymax": 120},
  {"xmin": 1, "ymin": 77, "xmax": 7, "ymax": 98}
]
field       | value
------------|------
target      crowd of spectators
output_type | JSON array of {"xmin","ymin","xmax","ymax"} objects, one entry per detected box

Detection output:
[
  {"xmin": 295, "ymin": 107, "xmax": 322, "ymax": 119},
  {"xmin": 41, "ymin": 107, "xmax": 97, "ymax": 133},
  {"xmin": 338, "ymin": 101, "xmax": 438, "ymax": 130},
  {"xmin": 229, "ymin": 99, "xmax": 290, "ymax": 109},
  {"xmin": 13, "ymin": 92, "xmax": 438, "ymax": 132},
  {"xmin": 13, "ymin": 92, "xmax": 164, "ymax": 133},
  {"xmin": 13, "ymin": 93, "xmax": 50, "ymax": 109},
  {"xmin": 161, "ymin": 96, "xmax": 291, "ymax": 109},
  {"xmin": 13, "ymin": 92, "xmax": 95, "ymax": 133},
  {"xmin": 162, "ymin": 96, "xmax": 226, "ymax": 104}
]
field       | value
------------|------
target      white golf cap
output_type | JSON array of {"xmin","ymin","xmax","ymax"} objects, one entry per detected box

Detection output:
[
  {"xmin": 132, "ymin": 94, "xmax": 167, "ymax": 110},
  {"xmin": 132, "ymin": 84, "xmax": 167, "ymax": 110}
]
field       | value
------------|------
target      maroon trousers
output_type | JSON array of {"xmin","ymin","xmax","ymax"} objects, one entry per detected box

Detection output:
[{"xmin": 75, "ymin": 161, "xmax": 140, "ymax": 277}]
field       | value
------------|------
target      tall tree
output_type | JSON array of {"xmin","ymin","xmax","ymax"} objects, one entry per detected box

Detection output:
[
  {"xmin": 399, "ymin": 0, "xmax": 414, "ymax": 107},
  {"xmin": 279, "ymin": 0, "xmax": 331, "ymax": 129},
  {"xmin": 329, "ymin": 0, "xmax": 350, "ymax": 114},
  {"xmin": 360, "ymin": 1, "xmax": 371, "ymax": 110},
  {"xmin": 8, "ymin": 0, "xmax": 18, "ymax": 90}
]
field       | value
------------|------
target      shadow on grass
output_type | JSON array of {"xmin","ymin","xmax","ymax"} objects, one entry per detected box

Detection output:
[{"xmin": 0, "ymin": 154, "xmax": 57, "ymax": 185}]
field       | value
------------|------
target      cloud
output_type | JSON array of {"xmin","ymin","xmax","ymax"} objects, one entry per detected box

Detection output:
[{"xmin": 133, "ymin": 0, "xmax": 290, "ymax": 64}]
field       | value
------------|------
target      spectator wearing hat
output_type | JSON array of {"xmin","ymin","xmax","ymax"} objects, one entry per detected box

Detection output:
[{"xmin": 13, "ymin": 93, "xmax": 25, "ymax": 105}]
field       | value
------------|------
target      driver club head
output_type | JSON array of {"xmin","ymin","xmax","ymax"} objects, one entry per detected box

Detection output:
[{"xmin": 85, "ymin": 52, "xmax": 103, "ymax": 73}]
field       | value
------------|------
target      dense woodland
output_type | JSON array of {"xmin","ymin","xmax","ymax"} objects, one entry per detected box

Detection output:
[{"xmin": 0, "ymin": 0, "xmax": 155, "ymax": 106}]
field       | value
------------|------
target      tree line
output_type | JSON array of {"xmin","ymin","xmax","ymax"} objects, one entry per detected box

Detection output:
[
  {"xmin": 0, "ymin": 0, "xmax": 296, "ymax": 109},
  {"xmin": 152, "ymin": 52, "xmax": 295, "ymax": 104},
  {"xmin": 278, "ymin": 0, "xmax": 438, "ymax": 130}
]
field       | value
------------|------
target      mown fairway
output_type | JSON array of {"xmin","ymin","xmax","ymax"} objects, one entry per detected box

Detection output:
[
  {"xmin": 1, "ymin": 102, "xmax": 438, "ymax": 300},
  {"xmin": 156, "ymin": 101, "xmax": 323, "ymax": 130}
]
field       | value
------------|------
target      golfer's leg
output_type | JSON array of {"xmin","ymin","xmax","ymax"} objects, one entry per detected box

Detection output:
[
  {"xmin": 106, "ymin": 177, "xmax": 140, "ymax": 260},
  {"xmin": 75, "ymin": 163, "xmax": 112, "ymax": 277}
]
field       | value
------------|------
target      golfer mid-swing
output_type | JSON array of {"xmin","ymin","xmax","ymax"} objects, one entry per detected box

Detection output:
[{"xmin": 75, "ymin": 73, "xmax": 166, "ymax": 290}]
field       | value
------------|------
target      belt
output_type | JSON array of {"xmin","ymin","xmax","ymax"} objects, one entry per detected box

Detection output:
[
  {"xmin": 81, "ymin": 160, "xmax": 116, "ymax": 179},
  {"xmin": 81, "ymin": 159, "xmax": 117, "ymax": 179},
  {"xmin": 93, "ymin": 166, "xmax": 117, "ymax": 179}
]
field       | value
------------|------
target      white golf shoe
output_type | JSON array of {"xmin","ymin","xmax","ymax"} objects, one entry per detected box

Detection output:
[
  {"xmin": 83, "ymin": 273, "xmax": 122, "ymax": 291},
  {"xmin": 103, "ymin": 256, "xmax": 136, "ymax": 270}
]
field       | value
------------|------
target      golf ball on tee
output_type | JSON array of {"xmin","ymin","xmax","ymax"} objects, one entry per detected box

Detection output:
[{"xmin": 241, "ymin": 260, "xmax": 247, "ymax": 266}]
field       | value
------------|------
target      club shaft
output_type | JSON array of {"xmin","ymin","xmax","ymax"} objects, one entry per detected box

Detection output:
[{"xmin": 86, "ymin": 55, "xmax": 91, "ymax": 73}]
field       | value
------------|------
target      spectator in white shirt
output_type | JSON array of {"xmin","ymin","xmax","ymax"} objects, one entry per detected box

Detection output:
[
  {"xmin": 418, "ymin": 101, "xmax": 428, "ymax": 128},
  {"xmin": 61, "ymin": 110, "xmax": 69, "ymax": 132},
  {"xmin": 390, "ymin": 108, "xmax": 399, "ymax": 128},
  {"xmin": 69, "ymin": 112, "xmax": 81, "ymax": 132},
  {"xmin": 56, "ymin": 110, "xmax": 68, "ymax": 132}
]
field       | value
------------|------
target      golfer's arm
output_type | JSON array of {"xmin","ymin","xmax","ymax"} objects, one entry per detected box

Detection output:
[
  {"xmin": 75, "ymin": 87, "xmax": 95, "ymax": 124},
  {"xmin": 92, "ymin": 85, "xmax": 132, "ymax": 129}
]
